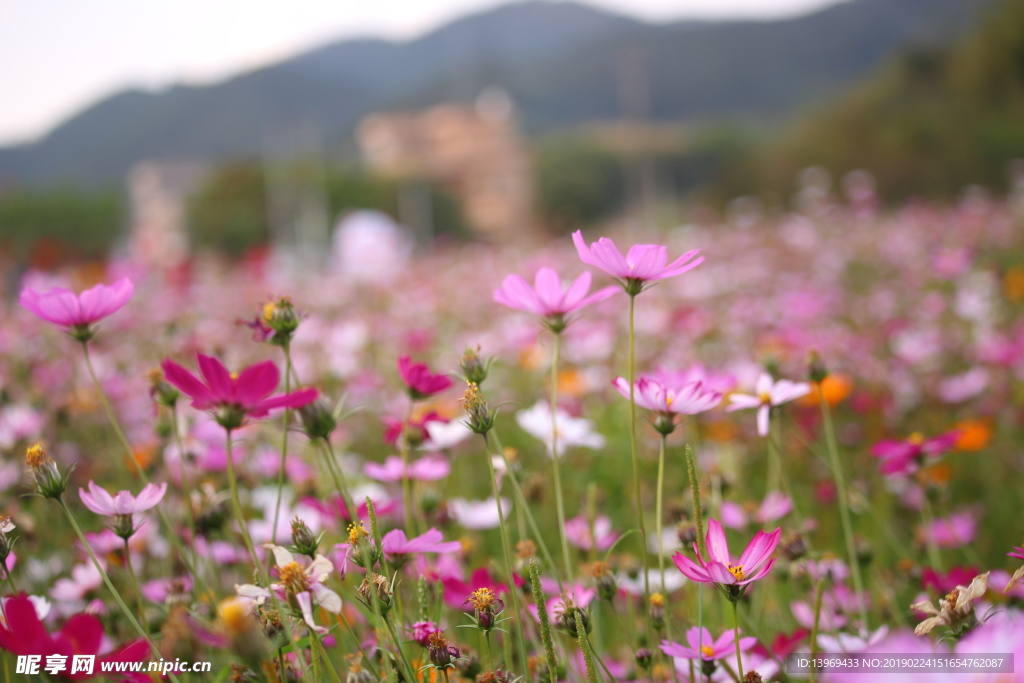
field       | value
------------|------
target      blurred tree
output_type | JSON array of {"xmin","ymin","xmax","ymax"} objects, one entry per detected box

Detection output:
[
  {"xmin": 535, "ymin": 140, "xmax": 625, "ymax": 232},
  {"xmin": 0, "ymin": 189, "xmax": 123, "ymax": 265},
  {"xmin": 187, "ymin": 162, "xmax": 268, "ymax": 257}
]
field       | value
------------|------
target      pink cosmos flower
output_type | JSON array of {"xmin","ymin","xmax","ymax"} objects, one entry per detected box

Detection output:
[
  {"xmin": 363, "ymin": 454, "xmax": 450, "ymax": 483},
  {"xmin": 19, "ymin": 278, "xmax": 134, "ymax": 340},
  {"xmin": 1010, "ymin": 546, "xmax": 1024, "ymax": 561},
  {"xmin": 661, "ymin": 626, "xmax": 756, "ymax": 661},
  {"xmin": 673, "ymin": 518, "xmax": 781, "ymax": 589},
  {"xmin": 613, "ymin": 375, "xmax": 722, "ymax": 434},
  {"xmin": 493, "ymin": 267, "xmax": 617, "ymax": 330},
  {"xmin": 78, "ymin": 481, "xmax": 167, "ymax": 517},
  {"xmin": 397, "ymin": 356, "xmax": 453, "ymax": 399},
  {"xmin": 381, "ymin": 528, "xmax": 461, "ymax": 561},
  {"xmin": 870, "ymin": 430, "xmax": 960, "ymax": 476},
  {"xmin": 564, "ymin": 515, "xmax": 619, "ymax": 552},
  {"xmin": 161, "ymin": 353, "xmax": 317, "ymax": 430},
  {"xmin": 918, "ymin": 511, "xmax": 977, "ymax": 549},
  {"xmin": 726, "ymin": 372, "xmax": 811, "ymax": 436},
  {"xmin": 0, "ymin": 594, "xmax": 149, "ymax": 681},
  {"xmin": 720, "ymin": 491, "xmax": 793, "ymax": 530},
  {"xmin": 572, "ymin": 230, "xmax": 703, "ymax": 291}
]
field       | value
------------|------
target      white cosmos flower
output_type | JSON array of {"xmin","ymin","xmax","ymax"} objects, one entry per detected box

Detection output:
[
  {"xmin": 515, "ymin": 400, "xmax": 605, "ymax": 457},
  {"xmin": 447, "ymin": 497, "xmax": 512, "ymax": 530},
  {"xmin": 235, "ymin": 544, "xmax": 341, "ymax": 634}
]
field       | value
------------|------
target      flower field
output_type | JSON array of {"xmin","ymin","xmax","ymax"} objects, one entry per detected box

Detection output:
[{"xmin": 2, "ymin": 188, "xmax": 1024, "ymax": 682}]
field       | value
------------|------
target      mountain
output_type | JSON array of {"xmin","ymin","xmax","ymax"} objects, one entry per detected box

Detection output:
[{"xmin": 0, "ymin": 0, "xmax": 998, "ymax": 187}]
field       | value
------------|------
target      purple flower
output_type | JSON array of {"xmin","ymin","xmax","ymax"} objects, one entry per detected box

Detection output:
[
  {"xmin": 673, "ymin": 518, "xmax": 781, "ymax": 589},
  {"xmin": 726, "ymin": 372, "xmax": 811, "ymax": 437},
  {"xmin": 381, "ymin": 528, "xmax": 461, "ymax": 560},
  {"xmin": 19, "ymin": 278, "xmax": 134, "ymax": 338},
  {"xmin": 493, "ymin": 267, "xmax": 617, "ymax": 331},
  {"xmin": 572, "ymin": 231, "xmax": 703, "ymax": 293},
  {"xmin": 162, "ymin": 353, "xmax": 317, "ymax": 430},
  {"xmin": 870, "ymin": 430, "xmax": 960, "ymax": 477},
  {"xmin": 398, "ymin": 356, "xmax": 453, "ymax": 400},
  {"xmin": 661, "ymin": 626, "xmax": 755, "ymax": 661}
]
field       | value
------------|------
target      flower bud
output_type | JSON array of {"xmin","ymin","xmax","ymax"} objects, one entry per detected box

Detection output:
[
  {"xmin": 459, "ymin": 346, "xmax": 491, "ymax": 385},
  {"xmin": 298, "ymin": 399, "xmax": 337, "ymax": 442},
  {"xmin": 25, "ymin": 443, "xmax": 72, "ymax": 500},
  {"xmin": 649, "ymin": 593, "xmax": 666, "ymax": 631},
  {"xmin": 635, "ymin": 648, "xmax": 653, "ymax": 671},
  {"xmin": 261, "ymin": 297, "xmax": 301, "ymax": 345},
  {"xmin": 146, "ymin": 368, "xmax": 180, "ymax": 407},
  {"xmin": 460, "ymin": 382, "xmax": 495, "ymax": 435},
  {"xmin": 113, "ymin": 513, "xmax": 139, "ymax": 541},
  {"xmin": 590, "ymin": 561, "xmax": 617, "ymax": 602},
  {"xmin": 290, "ymin": 517, "xmax": 320, "ymax": 558},
  {"xmin": 743, "ymin": 671, "xmax": 763, "ymax": 683},
  {"xmin": 426, "ymin": 631, "xmax": 461, "ymax": 670},
  {"xmin": 807, "ymin": 349, "xmax": 829, "ymax": 384}
]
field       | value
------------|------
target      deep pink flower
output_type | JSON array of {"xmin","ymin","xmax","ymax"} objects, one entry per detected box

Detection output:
[
  {"xmin": 441, "ymin": 568, "xmax": 508, "ymax": 609},
  {"xmin": 726, "ymin": 372, "xmax": 811, "ymax": 437},
  {"xmin": 922, "ymin": 566, "xmax": 979, "ymax": 594},
  {"xmin": 870, "ymin": 430, "xmax": 960, "ymax": 476},
  {"xmin": 410, "ymin": 621, "xmax": 440, "ymax": 647},
  {"xmin": 572, "ymin": 230, "xmax": 703, "ymax": 291},
  {"xmin": 0, "ymin": 594, "xmax": 148, "ymax": 681},
  {"xmin": 364, "ymin": 454, "xmax": 450, "ymax": 483},
  {"xmin": 673, "ymin": 518, "xmax": 781, "ymax": 588},
  {"xmin": 381, "ymin": 528, "xmax": 461, "ymax": 560},
  {"xmin": 493, "ymin": 267, "xmax": 617, "ymax": 330},
  {"xmin": 661, "ymin": 626, "xmax": 755, "ymax": 661},
  {"xmin": 397, "ymin": 356, "xmax": 453, "ymax": 399},
  {"xmin": 1010, "ymin": 546, "xmax": 1024, "ymax": 561},
  {"xmin": 78, "ymin": 481, "xmax": 166, "ymax": 517},
  {"xmin": 19, "ymin": 278, "xmax": 134, "ymax": 340},
  {"xmin": 161, "ymin": 354, "xmax": 317, "ymax": 430}
]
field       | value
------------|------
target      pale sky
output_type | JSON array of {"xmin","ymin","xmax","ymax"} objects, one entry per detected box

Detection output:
[{"xmin": 0, "ymin": 0, "xmax": 840, "ymax": 146}]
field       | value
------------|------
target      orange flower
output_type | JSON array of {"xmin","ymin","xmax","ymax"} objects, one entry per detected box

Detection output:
[
  {"xmin": 953, "ymin": 418, "xmax": 993, "ymax": 452},
  {"xmin": 799, "ymin": 374, "xmax": 853, "ymax": 407},
  {"xmin": 1005, "ymin": 266, "xmax": 1024, "ymax": 303},
  {"xmin": 557, "ymin": 368, "xmax": 585, "ymax": 398}
]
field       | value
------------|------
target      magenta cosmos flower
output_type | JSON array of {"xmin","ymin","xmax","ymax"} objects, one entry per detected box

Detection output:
[
  {"xmin": 19, "ymin": 278, "xmax": 134, "ymax": 342},
  {"xmin": 727, "ymin": 372, "xmax": 811, "ymax": 437},
  {"xmin": 673, "ymin": 518, "xmax": 781, "ymax": 593},
  {"xmin": 398, "ymin": 356, "xmax": 453, "ymax": 400},
  {"xmin": 572, "ymin": 230, "xmax": 703, "ymax": 294},
  {"xmin": 162, "ymin": 354, "xmax": 317, "ymax": 430},
  {"xmin": 870, "ymin": 430, "xmax": 959, "ymax": 477},
  {"xmin": 613, "ymin": 375, "xmax": 722, "ymax": 435},
  {"xmin": 661, "ymin": 626, "xmax": 756, "ymax": 662},
  {"xmin": 493, "ymin": 267, "xmax": 617, "ymax": 332},
  {"xmin": 364, "ymin": 454, "xmax": 450, "ymax": 483},
  {"xmin": 0, "ymin": 594, "xmax": 148, "ymax": 680},
  {"xmin": 381, "ymin": 528, "xmax": 462, "ymax": 560}
]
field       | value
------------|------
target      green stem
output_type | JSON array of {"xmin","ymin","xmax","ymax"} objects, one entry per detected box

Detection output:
[
  {"xmin": 382, "ymin": 613, "xmax": 419, "ymax": 683},
  {"xmin": 223, "ymin": 430, "xmax": 263, "ymax": 577},
  {"xmin": 921, "ymin": 497, "xmax": 945, "ymax": 571},
  {"xmin": 575, "ymin": 611, "xmax": 600, "ymax": 683},
  {"xmin": 809, "ymin": 577, "xmax": 825, "ymax": 683},
  {"xmin": 58, "ymin": 499, "xmax": 180, "ymax": 683},
  {"xmin": 550, "ymin": 332, "xmax": 574, "ymax": 580},
  {"xmin": 656, "ymin": 434, "xmax": 667, "ymax": 596},
  {"xmin": 122, "ymin": 539, "xmax": 148, "ymax": 635},
  {"xmin": 1, "ymin": 562, "xmax": 18, "ymax": 594},
  {"xmin": 731, "ymin": 599, "xmax": 744, "ymax": 680},
  {"xmin": 269, "ymin": 340, "xmax": 293, "ymax": 576},
  {"xmin": 313, "ymin": 630, "xmax": 344, "ymax": 683},
  {"xmin": 818, "ymin": 391, "xmax": 869, "ymax": 630},
  {"xmin": 482, "ymin": 433, "xmax": 527, "ymax": 675},
  {"xmin": 627, "ymin": 294, "xmax": 652, "ymax": 637}
]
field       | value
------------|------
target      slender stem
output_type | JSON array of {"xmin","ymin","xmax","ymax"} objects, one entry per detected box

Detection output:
[
  {"xmin": 0, "ymin": 562, "xmax": 18, "ymax": 594},
  {"xmin": 57, "ymin": 499, "xmax": 180, "ymax": 683},
  {"xmin": 382, "ymin": 613, "xmax": 419, "ymax": 683},
  {"xmin": 549, "ymin": 331, "xmax": 574, "ymax": 580},
  {"xmin": 320, "ymin": 439, "xmax": 358, "ymax": 522},
  {"xmin": 921, "ymin": 497, "xmax": 945, "ymax": 571},
  {"xmin": 818, "ymin": 391, "xmax": 869, "ymax": 629},
  {"xmin": 400, "ymin": 401, "xmax": 416, "ymax": 534},
  {"xmin": 656, "ymin": 434, "xmax": 667, "ymax": 595},
  {"xmin": 313, "ymin": 630, "xmax": 344, "ymax": 683},
  {"xmin": 627, "ymin": 294, "xmax": 652, "ymax": 630},
  {"xmin": 169, "ymin": 405, "xmax": 198, "ymax": 549},
  {"xmin": 269, "ymin": 340, "xmax": 293, "ymax": 575},
  {"xmin": 484, "ymin": 631, "xmax": 494, "ymax": 672},
  {"xmin": 731, "ymin": 600, "xmax": 744, "ymax": 680},
  {"xmin": 482, "ymin": 433, "xmax": 527, "ymax": 675},
  {"xmin": 223, "ymin": 430, "xmax": 262, "ymax": 576},
  {"xmin": 122, "ymin": 539, "xmax": 147, "ymax": 635},
  {"xmin": 809, "ymin": 577, "xmax": 825, "ymax": 683}
]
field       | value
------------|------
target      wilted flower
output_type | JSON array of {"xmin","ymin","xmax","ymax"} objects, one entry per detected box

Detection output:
[
  {"xmin": 25, "ymin": 443, "xmax": 72, "ymax": 500},
  {"xmin": 463, "ymin": 587, "xmax": 505, "ymax": 631},
  {"xmin": 1007, "ymin": 546, "xmax": 1024, "ymax": 591},
  {"xmin": 0, "ymin": 517, "xmax": 16, "ymax": 564},
  {"xmin": 356, "ymin": 573, "xmax": 393, "ymax": 615},
  {"xmin": 911, "ymin": 572, "xmax": 989, "ymax": 637},
  {"xmin": 425, "ymin": 630, "xmax": 462, "ymax": 671},
  {"xmin": 459, "ymin": 382, "xmax": 495, "ymax": 435},
  {"xmin": 19, "ymin": 277, "xmax": 134, "ymax": 342},
  {"xmin": 459, "ymin": 345, "xmax": 492, "ymax": 385}
]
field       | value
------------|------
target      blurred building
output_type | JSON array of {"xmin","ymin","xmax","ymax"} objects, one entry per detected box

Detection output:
[
  {"xmin": 127, "ymin": 160, "xmax": 208, "ymax": 268},
  {"xmin": 356, "ymin": 89, "xmax": 534, "ymax": 241}
]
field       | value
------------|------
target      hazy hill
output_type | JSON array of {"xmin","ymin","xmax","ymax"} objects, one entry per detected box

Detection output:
[{"xmin": 0, "ymin": 0, "xmax": 996, "ymax": 187}]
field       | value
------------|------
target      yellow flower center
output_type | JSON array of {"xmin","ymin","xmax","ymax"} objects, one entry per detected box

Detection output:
[
  {"xmin": 279, "ymin": 562, "xmax": 309, "ymax": 595},
  {"xmin": 728, "ymin": 564, "xmax": 746, "ymax": 581},
  {"xmin": 25, "ymin": 443, "xmax": 48, "ymax": 469},
  {"xmin": 217, "ymin": 597, "xmax": 251, "ymax": 635},
  {"xmin": 665, "ymin": 393, "xmax": 675, "ymax": 407},
  {"xmin": 468, "ymin": 587, "xmax": 496, "ymax": 611},
  {"xmin": 758, "ymin": 391, "xmax": 771, "ymax": 404},
  {"xmin": 348, "ymin": 522, "xmax": 368, "ymax": 545},
  {"xmin": 649, "ymin": 592, "xmax": 665, "ymax": 608},
  {"xmin": 908, "ymin": 432, "xmax": 925, "ymax": 445},
  {"xmin": 701, "ymin": 645, "xmax": 715, "ymax": 659},
  {"xmin": 262, "ymin": 302, "xmax": 277, "ymax": 322}
]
